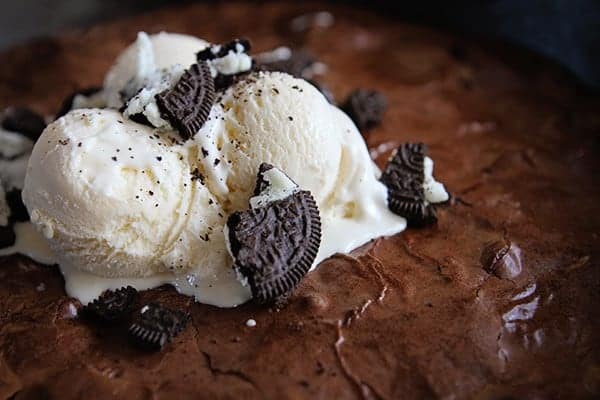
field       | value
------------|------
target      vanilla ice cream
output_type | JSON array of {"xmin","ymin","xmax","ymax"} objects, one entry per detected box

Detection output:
[
  {"xmin": 18, "ymin": 32, "xmax": 448, "ymax": 307},
  {"xmin": 104, "ymin": 32, "xmax": 208, "ymax": 109}
]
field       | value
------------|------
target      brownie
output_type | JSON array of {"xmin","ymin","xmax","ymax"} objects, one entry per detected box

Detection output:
[{"xmin": 0, "ymin": 1, "xmax": 598, "ymax": 399}]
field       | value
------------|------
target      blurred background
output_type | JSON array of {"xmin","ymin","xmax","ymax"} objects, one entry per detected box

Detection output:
[{"xmin": 0, "ymin": 0, "xmax": 598, "ymax": 89}]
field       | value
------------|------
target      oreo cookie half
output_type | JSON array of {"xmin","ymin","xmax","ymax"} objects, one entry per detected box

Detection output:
[
  {"xmin": 1, "ymin": 107, "xmax": 46, "ymax": 141},
  {"xmin": 380, "ymin": 143, "xmax": 437, "ymax": 227},
  {"xmin": 128, "ymin": 303, "xmax": 190, "ymax": 350},
  {"xmin": 342, "ymin": 89, "xmax": 387, "ymax": 132},
  {"xmin": 227, "ymin": 165, "xmax": 321, "ymax": 302},
  {"xmin": 83, "ymin": 286, "xmax": 138, "ymax": 321},
  {"xmin": 155, "ymin": 61, "xmax": 215, "ymax": 140}
]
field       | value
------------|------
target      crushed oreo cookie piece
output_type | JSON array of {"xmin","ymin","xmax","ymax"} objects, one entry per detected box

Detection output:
[
  {"xmin": 213, "ymin": 71, "xmax": 253, "ymax": 91},
  {"xmin": 197, "ymin": 39, "xmax": 254, "ymax": 91},
  {"xmin": 252, "ymin": 163, "xmax": 275, "ymax": 196},
  {"xmin": 83, "ymin": 286, "xmax": 138, "ymax": 321},
  {"xmin": 342, "ymin": 89, "xmax": 387, "ymax": 132},
  {"xmin": 6, "ymin": 189, "xmax": 28, "ymax": 223},
  {"xmin": 258, "ymin": 49, "xmax": 315, "ymax": 78},
  {"xmin": 127, "ymin": 112, "xmax": 151, "ymax": 127},
  {"xmin": 227, "ymin": 183, "xmax": 321, "ymax": 302},
  {"xmin": 155, "ymin": 61, "xmax": 215, "ymax": 140},
  {"xmin": 56, "ymin": 87, "xmax": 102, "ymax": 119},
  {"xmin": 380, "ymin": 143, "xmax": 437, "ymax": 227},
  {"xmin": 129, "ymin": 303, "xmax": 190, "ymax": 350},
  {"xmin": 1, "ymin": 107, "xmax": 46, "ymax": 141},
  {"xmin": 197, "ymin": 38, "xmax": 251, "ymax": 61}
]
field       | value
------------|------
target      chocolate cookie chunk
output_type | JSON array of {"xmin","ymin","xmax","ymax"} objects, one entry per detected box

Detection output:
[
  {"xmin": 83, "ymin": 286, "xmax": 138, "ymax": 322},
  {"xmin": 252, "ymin": 163, "xmax": 275, "ymax": 196},
  {"xmin": 1, "ymin": 107, "xmax": 46, "ymax": 141},
  {"xmin": 213, "ymin": 71, "xmax": 253, "ymax": 91},
  {"xmin": 342, "ymin": 89, "xmax": 387, "ymax": 132},
  {"xmin": 155, "ymin": 61, "xmax": 215, "ymax": 140},
  {"xmin": 226, "ymin": 190, "xmax": 321, "ymax": 303},
  {"xmin": 129, "ymin": 303, "xmax": 190, "ymax": 350},
  {"xmin": 196, "ymin": 39, "xmax": 251, "ymax": 61},
  {"xmin": 380, "ymin": 143, "xmax": 437, "ymax": 226}
]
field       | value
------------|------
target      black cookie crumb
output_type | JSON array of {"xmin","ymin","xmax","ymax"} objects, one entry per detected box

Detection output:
[
  {"xmin": 227, "ymin": 188, "xmax": 321, "ymax": 303},
  {"xmin": 128, "ymin": 303, "xmax": 190, "ymax": 350},
  {"xmin": 155, "ymin": 61, "xmax": 215, "ymax": 140},
  {"xmin": 127, "ymin": 112, "xmax": 151, "ymax": 127},
  {"xmin": 83, "ymin": 286, "xmax": 138, "ymax": 322},
  {"xmin": 214, "ymin": 71, "xmax": 253, "ymax": 92},
  {"xmin": 1, "ymin": 107, "xmax": 46, "ymax": 141},
  {"xmin": 55, "ymin": 87, "xmax": 102, "ymax": 119},
  {"xmin": 380, "ymin": 143, "xmax": 437, "ymax": 227},
  {"xmin": 342, "ymin": 89, "xmax": 387, "ymax": 132}
]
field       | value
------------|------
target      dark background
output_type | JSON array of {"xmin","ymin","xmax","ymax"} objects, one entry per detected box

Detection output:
[{"xmin": 1, "ymin": 0, "xmax": 598, "ymax": 89}]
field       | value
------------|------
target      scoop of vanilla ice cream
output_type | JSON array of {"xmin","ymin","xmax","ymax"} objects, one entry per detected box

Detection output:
[
  {"xmin": 195, "ymin": 72, "xmax": 342, "ymax": 212},
  {"xmin": 103, "ymin": 32, "xmax": 208, "ymax": 109},
  {"xmin": 194, "ymin": 72, "xmax": 406, "ymax": 262},
  {"xmin": 22, "ymin": 109, "xmax": 223, "ymax": 278}
]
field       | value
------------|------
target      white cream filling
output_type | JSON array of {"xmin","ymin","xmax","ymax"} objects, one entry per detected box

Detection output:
[
  {"xmin": 249, "ymin": 168, "xmax": 299, "ymax": 209},
  {"xmin": 207, "ymin": 44, "xmax": 253, "ymax": 78},
  {"xmin": 423, "ymin": 156, "xmax": 449, "ymax": 204},
  {"xmin": 122, "ymin": 65, "xmax": 185, "ymax": 129}
]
